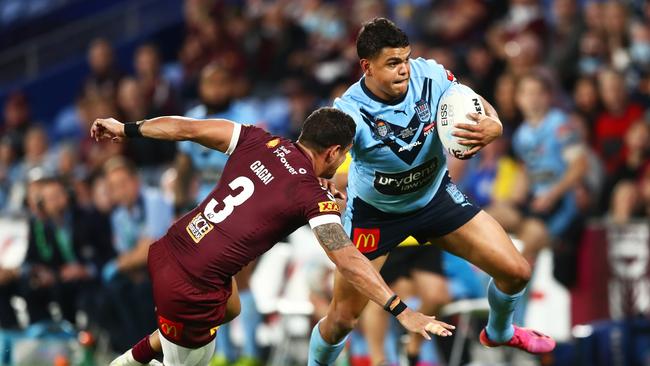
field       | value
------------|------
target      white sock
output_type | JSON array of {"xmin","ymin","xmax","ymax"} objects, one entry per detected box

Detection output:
[{"xmin": 109, "ymin": 349, "xmax": 142, "ymax": 366}]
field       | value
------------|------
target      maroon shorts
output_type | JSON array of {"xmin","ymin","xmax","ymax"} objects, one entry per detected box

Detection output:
[{"xmin": 147, "ymin": 239, "xmax": 232, "ymax": 348}]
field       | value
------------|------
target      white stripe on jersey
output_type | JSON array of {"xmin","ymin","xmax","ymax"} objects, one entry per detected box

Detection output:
[{"xmin": 226, "ymin": 123, "xmax": 242, "ymax": 155}]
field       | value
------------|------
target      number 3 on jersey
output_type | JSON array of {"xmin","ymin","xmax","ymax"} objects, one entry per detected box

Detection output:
[{"xmin": 204, "ymin": 176, "xmax": 255, "ymax": 224}]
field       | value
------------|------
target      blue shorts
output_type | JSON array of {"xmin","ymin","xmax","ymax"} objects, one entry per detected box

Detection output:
[{"xmin": 343, "ymin": 175, "xmax": 481, "ymax": 260}]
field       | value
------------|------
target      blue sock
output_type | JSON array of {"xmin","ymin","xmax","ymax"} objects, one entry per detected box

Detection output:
[
  {"xmin": 349, "ymin": 329, "xmax": 367, "ymax": 357},
  {"xmin": 486, "ymin": 279, "xmax": 524, "ymax": 343},
  {"xmin": 384, "ymin": 318, "xmax": 399, "ymax": 365},
  {"xmin": 308, "ymin": 320, "xmax": 349, "ymax": 366},
  {"xmin": 215, "ymin": 323, "xmax": 236, "ymax": 361},
  {"xmin": 239, "ymin": 290, "xmax": 261, "ymax": 358},
  {"xmin": 419, "ymin": 331, "xmax": 441, "ymax": 365}
]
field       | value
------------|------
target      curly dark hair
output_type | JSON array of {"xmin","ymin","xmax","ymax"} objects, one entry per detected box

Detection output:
[
  {"xmin": 298, "ymin": 107, "xmax": 355, "ymax": 152},
  {"xmin": 356, "ymin": 17, "xmax": 409, "ymax": 60}
]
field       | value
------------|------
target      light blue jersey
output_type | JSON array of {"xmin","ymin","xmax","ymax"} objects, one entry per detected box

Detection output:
[
  {"xmin": 334, "ymin": 57, "xmax": 455, "ymax": 213},
  {"xmin": 178, "ymin": 102, "xmax": 258, "ymax": 201},
  {"xmin": 512, "ymin": 108, "xmax": 581, "ymax": 237},
  {"xmin": 512, "ymin": 108, "xmax": 579, "ymax": 196}
]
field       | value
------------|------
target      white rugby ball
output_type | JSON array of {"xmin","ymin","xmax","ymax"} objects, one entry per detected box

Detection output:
[{"xmin": 436, "ymin": 83, "xmax": 484, "ymax": 159}]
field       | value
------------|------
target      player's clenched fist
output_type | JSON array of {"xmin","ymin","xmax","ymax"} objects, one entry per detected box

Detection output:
[
  {"xmin": 395, "ymin": 307, "xmax": 455, "ymax": 340},
  {"xmin": 90, "ymin": 118, "xmax": 126, "ymax": 143}
]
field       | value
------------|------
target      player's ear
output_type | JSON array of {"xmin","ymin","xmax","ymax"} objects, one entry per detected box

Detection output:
[
  {"xmin": 360, "ymin": 59, "xmax": 371, "ymax": 76},
  {"xmin": 326, "ymin": 145, "xmax": 341, "ymax": 162}
]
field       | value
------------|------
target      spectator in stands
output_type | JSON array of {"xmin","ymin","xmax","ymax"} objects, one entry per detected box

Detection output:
[
  {"xmin": 4, "ymin": 126, "xmax": 56, "ymax": 213},
  {"xmin": 594, "ymin": 68, "xmax": 645, "ymax": 174},
  {"xmin": 283, "ymin": 78, "xmax": 319, "ymax": 140},
  {"xmin": 490, "ymin": 73, "xmax": 588, "ymax": 265},
  {"xmin": 609, "ymin": 160, "xmax": 650, "ymax": 224},
  {"xmin": 18, "ymin": 177, "xmax": 97, "ymax": 326},
  {"xmin": 116, "ymin": 77, "xmax": 176, "ymax": 176},
  {"xmin": 51, "ymin": 95, "xmax": 95, "ymax": 144},
  {"xmin": 13, "ymin": 126, "xmax": 55, "ymax": 186},
  {"xmin": 493, "ymin": 73, "xmax": 522, "ymax": 136},
  {"xmin": 606, "ymin": 121, "xmax": 650, "ymax": 222},
  {"xmin": 56, "ymin": 143, "xmax": 83, "ymax": 181},
  {"xmin": 572, "ymin": 76, "xmax": 602, "ymax": 135},
  {"xmin": 249, "ymin": 2, "xmax": 308, "ymax": 83},
  {"xmin": 463, "ymin": 42, "xmax": 502, "ymax": 102},
  {"xmin": 82, "ymin": 38, "xmax": 123, "ymax": 99},
  {"xmin": 546, "ymin": 0, "xmax": 584, "ymax": 91},
  {"xmin": 179, "ymin": 5, "xmax": 245, "ymax": 100},
  {"xmin": 100, "ymin": 157, "xmax": 172, "ymax": 351},
  {"xmin": 568, "ymin": 112, "xmax": 606, "ymax": 214},
  {"xmin": 176, "ymin": 62, "xmax": 257, "ymax": 201},
  {"xmin": 0, "ymin": 137, "xmax": 19, "ymax": 213},
  {"xmin": 0, "ymin": 174, "xmax": 45, "ymax": 329},
  {"xmin": 628, "ymin": 22, "xmax": 650, "ymax": 106},
  {"xmin": 79, "ymin": 96, "xmax": 123, "ymax": 172},
  {"xmin": 577, "ymin": 30, "xmax": 607, "ymax": 77},
  {"xmin": 487, "ymin": 0, "xmax": 547, "ymax": 61},
  {"xmin": 133, "ymin": 43, "xmax": 179, "ymax": 116},
  {"xmin": 602, "ymin": 1, "xmax": 631, "ymax": 71},
  {"xmin": 504, "ymin": 31, "xmax": 546, "ymax": 79},
  {"xmin": 295, "ymin": 0, "xmax": 347, "ymax": 56},
  {"xmin": 583, "ymin": 1, "xmax": 605, "ymax": 35},
  {"xmin": 1, "ymin": 92, "xmax": 35, "ymax": 159}
]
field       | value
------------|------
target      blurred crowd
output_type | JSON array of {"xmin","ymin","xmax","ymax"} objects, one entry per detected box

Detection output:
[{"xmin": 0, "ymin": 0, "xmax": 649, "ymax": 363}]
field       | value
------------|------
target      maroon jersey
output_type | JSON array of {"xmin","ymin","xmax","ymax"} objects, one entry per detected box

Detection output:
[{"xmin": 163, "ymin": 125, "xmax": 340, "ymax": 288}]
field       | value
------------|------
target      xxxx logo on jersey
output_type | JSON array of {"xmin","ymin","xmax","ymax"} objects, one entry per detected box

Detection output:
[
  {"xmin": 318, "ymin": 201, "xmax": 340, "ymax": 212},
  {"xmin": 266, "ymin": 138, "xmax": 280, "ymax": 148}
]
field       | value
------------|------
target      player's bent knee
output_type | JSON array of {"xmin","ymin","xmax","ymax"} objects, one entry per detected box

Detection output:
[
  {"xmin": 508, "ymin": 259, "xmax": 532, "ymax": 291},
  {"xmin": 328, "ymin": 306, "xmax": 361, "ymax": 335}
]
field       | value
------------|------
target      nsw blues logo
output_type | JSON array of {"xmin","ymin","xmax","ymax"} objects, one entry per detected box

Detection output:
[
  {"xmin": 414, "ymin": 99, "xmax": 431, "ymax": 123},
  {"xmin": 445, "ymin": 183, "xmax": 472, "ymax": 207}
]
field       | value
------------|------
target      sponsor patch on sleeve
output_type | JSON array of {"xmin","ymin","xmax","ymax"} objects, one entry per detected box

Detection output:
[
  {"xmin": 186, "ymin": 213, "xmax": 214, "ymax": 243},
  {"xmin": 318, "ymin": 201, "xmax": 340, "ymax": 212}
]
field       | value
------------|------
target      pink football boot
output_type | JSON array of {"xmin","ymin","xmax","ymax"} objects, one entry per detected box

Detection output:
[{"xmin": 480, "ymin": 325, "xmax": 556, "ymax": 354}]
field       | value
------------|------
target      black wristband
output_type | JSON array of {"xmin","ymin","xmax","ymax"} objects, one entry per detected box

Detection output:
[
  {"xmin": 124, "ymin": 121, "xmax": 144, "ymax": 138},
  {"xmin": 383, "ymin": 294, "xmax": 398, "ymax": 312},
  {"xmin": 388, "ymin": 300, "xmax": 407, "ymax": 317}
]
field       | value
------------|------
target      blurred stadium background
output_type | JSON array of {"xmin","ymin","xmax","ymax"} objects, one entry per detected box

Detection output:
[{"xmin": 0, "ymin": 0, "xmax": 649, "ymax": 365}]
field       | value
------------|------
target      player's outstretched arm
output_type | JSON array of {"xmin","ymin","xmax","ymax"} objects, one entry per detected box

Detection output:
[
  {"xmin": 90, "ymin": 116, "xmax": 237, "ymax": 153},
  {"xmin": 312, "ymin": 223, "xmax": 455, "ymax": 339}
]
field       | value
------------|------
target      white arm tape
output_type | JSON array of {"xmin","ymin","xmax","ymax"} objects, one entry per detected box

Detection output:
[{"xmin": 309, "ymin": 214, "xmax": 342, "ymax": 229}]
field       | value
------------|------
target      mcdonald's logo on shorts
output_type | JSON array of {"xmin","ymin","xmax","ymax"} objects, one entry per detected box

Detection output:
[
  {"xmin": 353, "ymin": 228, "xmax": 380, "ymax": 254},
  {"xmin": 158, "ymin": 315, "xmax": 184, "ymax": 341}
]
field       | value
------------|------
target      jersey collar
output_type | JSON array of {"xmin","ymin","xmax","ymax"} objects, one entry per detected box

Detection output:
[{"xmin": 360, "ymin": 77, "xmax": 408, "ymax": 106}]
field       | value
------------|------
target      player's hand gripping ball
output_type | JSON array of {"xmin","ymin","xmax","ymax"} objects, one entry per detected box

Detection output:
[{"xmin": 436, "ymin": 83, "xmax": 484, "ymax": 159}]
